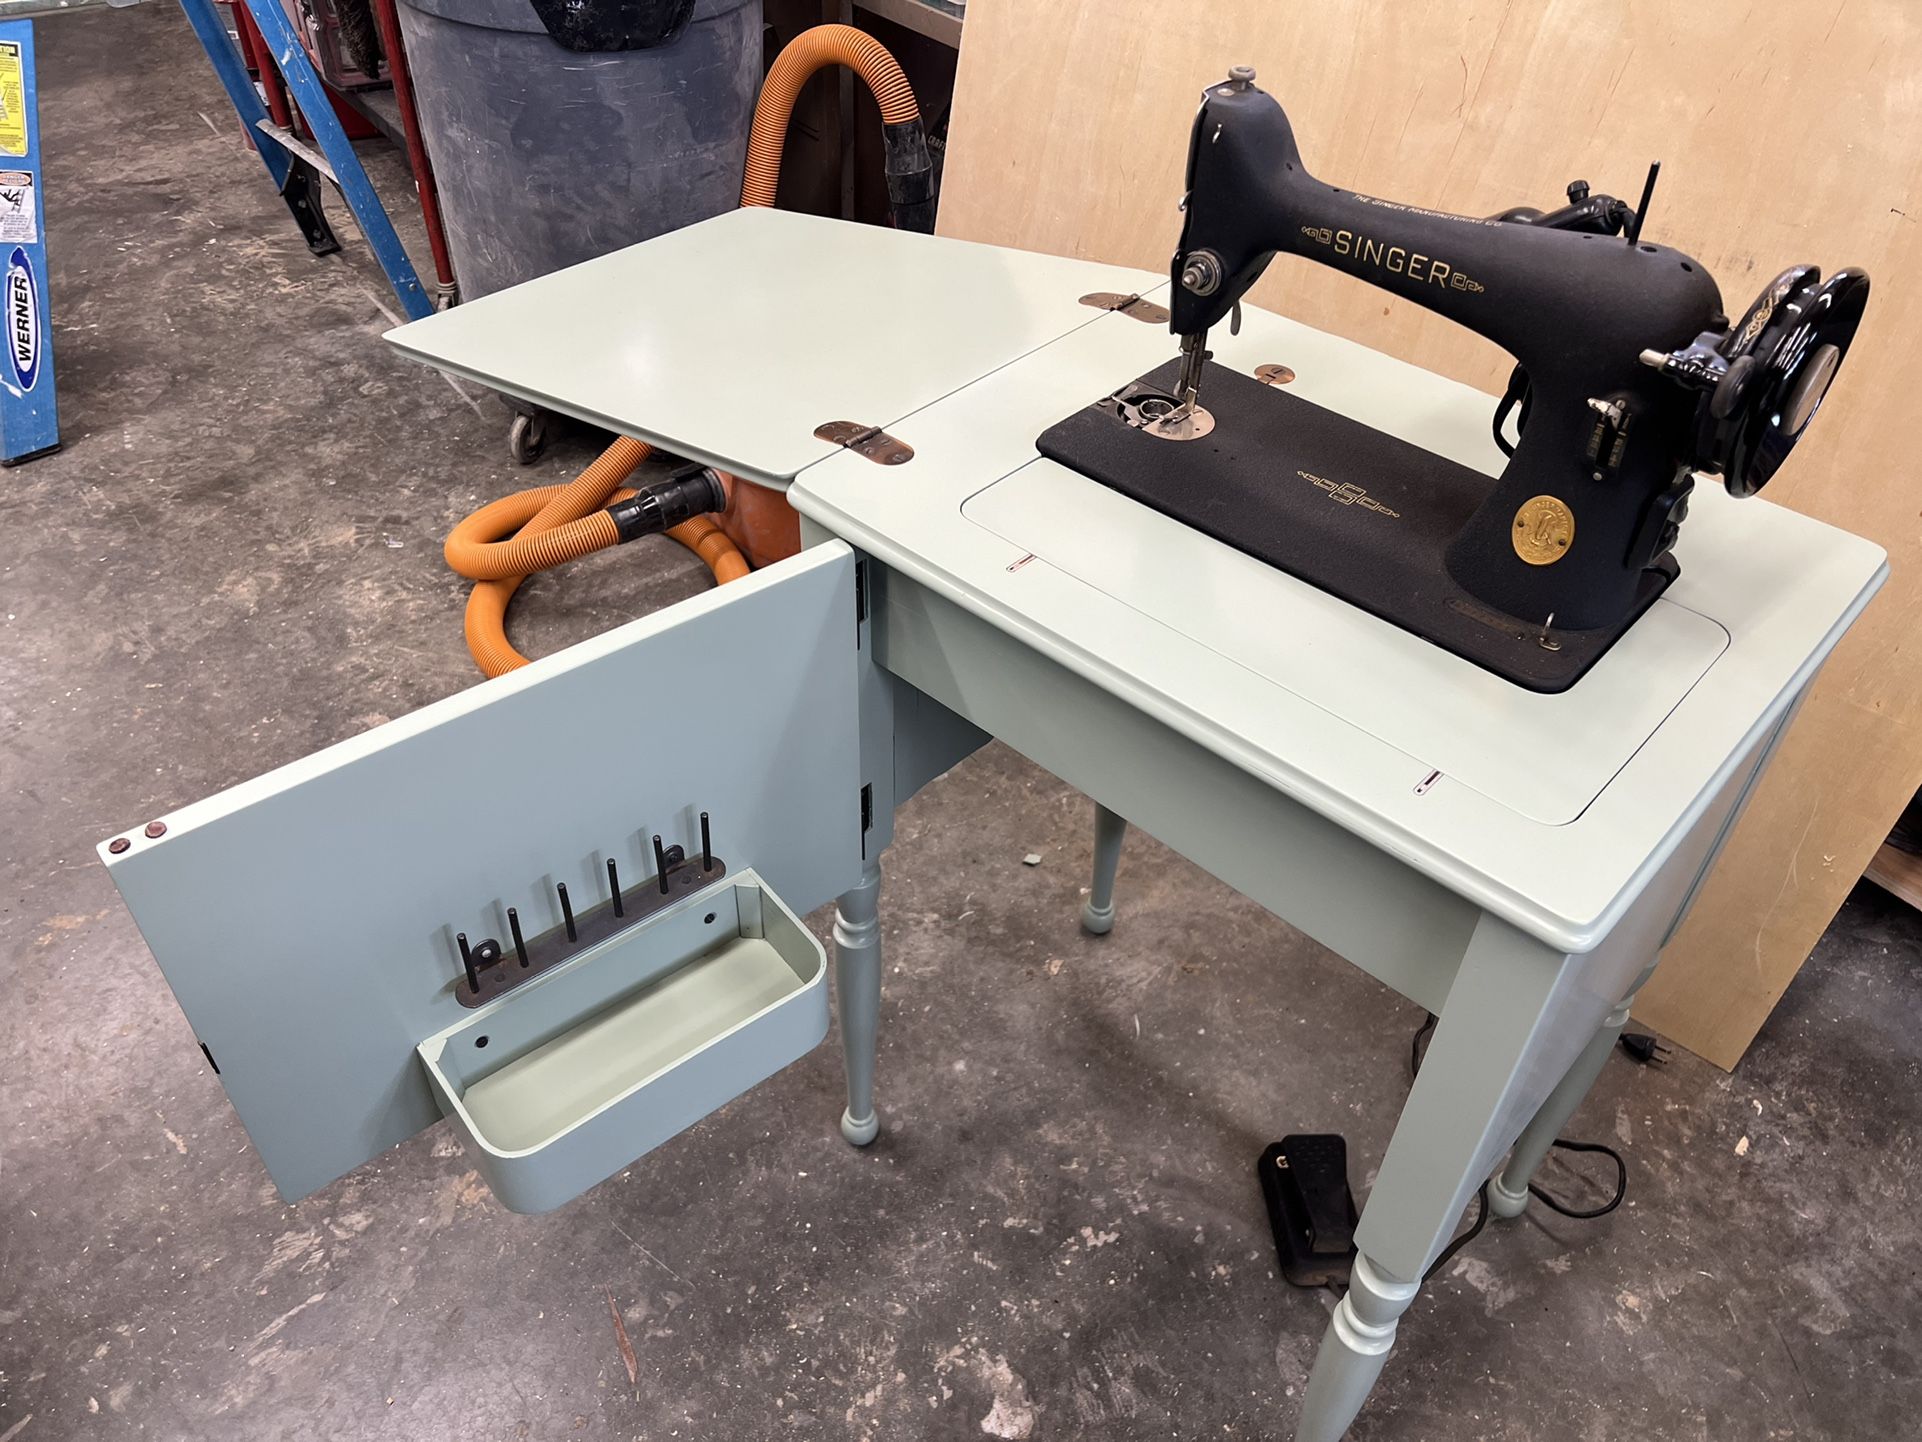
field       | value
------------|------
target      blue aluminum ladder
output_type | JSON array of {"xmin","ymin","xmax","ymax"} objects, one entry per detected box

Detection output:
[{"xmin": 177, "ymin": 0, "xmax": 432, "ymax": 320}]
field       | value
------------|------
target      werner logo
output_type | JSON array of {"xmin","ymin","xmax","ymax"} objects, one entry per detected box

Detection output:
[{"xmin": 6, "ymin": 246, "xmax": 36, "ymax": 392}]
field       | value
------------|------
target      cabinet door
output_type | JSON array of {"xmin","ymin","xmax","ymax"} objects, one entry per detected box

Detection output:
[{"xmin": 100, "ymin": 543, "xmax": 864, "ymax": 1204}]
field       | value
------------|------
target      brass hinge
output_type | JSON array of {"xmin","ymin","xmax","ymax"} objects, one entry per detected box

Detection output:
[
  {"xmin": 1080, "ymin": 291, "xmax": 1171, "ymax": 324},
  {"xmin": 815, "ymin": 420, "xmax": 914, "ymax": 465}
]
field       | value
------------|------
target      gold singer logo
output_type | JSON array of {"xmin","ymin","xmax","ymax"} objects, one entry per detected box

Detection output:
[
  {"xmin": 1299, "ymin": 225, "xmax": 1484, "ymax": 292},
  {"xmin": 1297, "ymin": 469, "xmax": 1401, "ymax": 519},
  {"xmin": 1512, "ymin": 495, "xmax": 1575, "ymax": 565}
]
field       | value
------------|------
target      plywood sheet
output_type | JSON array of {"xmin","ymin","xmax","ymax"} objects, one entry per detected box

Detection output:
[{"xmin": 940, "ymin": 0, "xmax": 1922, "ymax": 1067}]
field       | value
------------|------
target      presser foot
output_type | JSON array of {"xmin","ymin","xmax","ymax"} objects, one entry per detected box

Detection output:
[{"xmin": 1147, "ymin": 329, "xmax": 1218, "ymax": 440}]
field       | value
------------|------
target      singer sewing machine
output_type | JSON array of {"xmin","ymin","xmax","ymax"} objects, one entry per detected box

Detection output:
[
  {"xmin": 1044, "ymin": 67, "xmax": 1870, "ymax": 689},
  {"xmin": 99, "ymin": 69, "xmax": 1885, "ymax": 1442}
]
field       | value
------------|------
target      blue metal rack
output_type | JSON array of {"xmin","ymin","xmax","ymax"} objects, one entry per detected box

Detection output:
[{"xmin": 178, "ymin": 0, "xmax": 432, "ymax": 321}]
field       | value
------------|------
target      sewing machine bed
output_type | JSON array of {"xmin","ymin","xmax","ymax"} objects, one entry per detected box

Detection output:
[{"xmin": 1037, "ymin": 358, "xmax": 1672, "ymax": 692}]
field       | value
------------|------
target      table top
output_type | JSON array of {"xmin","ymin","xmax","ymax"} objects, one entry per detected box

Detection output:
[
  {"xmin": 387, "ymin": 208, "xmax": 1149, "ymax": 490},
  {"xmin": 388, "ymin": 209, "xmax": 1887, "ymax": 954}
]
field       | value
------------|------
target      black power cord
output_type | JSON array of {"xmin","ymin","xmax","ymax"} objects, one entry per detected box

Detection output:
[
  {"xmin": 1529, "ymin": 1140, "xmax": 1627, "ymax": 1221},
  {"xmin": 1409, "ymin": 1011, "xmax": 1631, "ymax": 1282},
  {"xmin": 1423, "ymin": 1188, "xmax": 1488, "ymax": 1282}
]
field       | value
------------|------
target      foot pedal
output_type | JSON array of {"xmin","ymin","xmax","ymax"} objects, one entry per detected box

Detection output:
[{"xmin": 1258, "ymin": 1134, "xmax": 1359, "ymax": 1288}]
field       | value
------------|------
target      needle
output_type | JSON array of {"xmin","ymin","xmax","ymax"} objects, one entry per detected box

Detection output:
[{"xmin": 1175, "ymin": 329, "xmax": 1208, "ymax": 413}]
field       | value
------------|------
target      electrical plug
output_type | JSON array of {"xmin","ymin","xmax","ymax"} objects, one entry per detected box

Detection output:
[{"xmin": 1618, "ymin": 1032, "xmax": 1671, "ymax": 1065}]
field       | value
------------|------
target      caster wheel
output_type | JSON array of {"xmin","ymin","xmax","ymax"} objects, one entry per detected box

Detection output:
[{"xmin": 508, "ymin": 411, "xmax": 547, "ymax": 466}]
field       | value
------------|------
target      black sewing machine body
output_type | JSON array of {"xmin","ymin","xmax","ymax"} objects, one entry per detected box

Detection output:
[{"xmin": 1040, "ymin": 70, "xmax": 1867, "ymax": 691}]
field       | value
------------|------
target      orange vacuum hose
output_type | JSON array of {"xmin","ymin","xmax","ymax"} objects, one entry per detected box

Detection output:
[
  {"xmin": 742, "ymin": 25, "xmax": 921, "ymax": 207},
  {"xmin": 445, "ymin": 25, "xmax": 922, "ymax": 677},
  {"xmin": 448, "ymin": 438, "xmax": 752, "ymax": 677}
]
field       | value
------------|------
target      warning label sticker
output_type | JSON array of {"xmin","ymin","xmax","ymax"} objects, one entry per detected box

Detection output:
[
  {"xmin": 0, "ymin": 170, "xmax": 36, "ymax": 245},
  {"xmin": 0, "ymin": 43, "xmax": 24, "ymax": 158}
]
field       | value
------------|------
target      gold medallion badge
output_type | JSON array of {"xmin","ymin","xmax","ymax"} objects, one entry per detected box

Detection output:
[{"xmin": 1512, "ymin": 495, "xmax": 1575, "ymax": 565}]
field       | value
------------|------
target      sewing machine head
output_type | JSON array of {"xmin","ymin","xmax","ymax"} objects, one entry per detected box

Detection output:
[{"xmin": 1159, "ymin": 66, "xmax": 1869, "ymax": 637}]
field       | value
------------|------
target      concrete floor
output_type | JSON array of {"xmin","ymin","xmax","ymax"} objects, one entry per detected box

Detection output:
[{"xmin": 4, "ymin": 9, "xmax": 1920, "ymax": 1440}]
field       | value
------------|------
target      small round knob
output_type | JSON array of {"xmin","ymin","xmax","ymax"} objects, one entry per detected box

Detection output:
[
  {"xmin": 1228, "ymin": 65, "xmax": 1257, "ymax": 87},
  {"xmin": 1180, "ymin": 250, "xmax": 1222, "ymax": 296}
]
